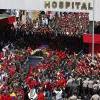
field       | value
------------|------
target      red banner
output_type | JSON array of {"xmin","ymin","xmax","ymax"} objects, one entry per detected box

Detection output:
[{"xmin": 83, "ymin": 33, "xmax": 100, "ymax": 44}]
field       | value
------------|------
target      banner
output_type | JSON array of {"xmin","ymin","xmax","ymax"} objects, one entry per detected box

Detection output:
[{"xmin": 0, "ymin": 0, "xmax": 100, "ymax": 21}]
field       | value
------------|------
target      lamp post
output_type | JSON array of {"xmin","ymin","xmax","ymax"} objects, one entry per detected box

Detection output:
[{"xmin": 92, "ymin": 0, "xmax": 95, "ymax": 62}]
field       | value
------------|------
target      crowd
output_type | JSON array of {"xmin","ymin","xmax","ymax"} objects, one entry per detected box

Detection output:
[
  {"xmin": 50, "ymin": 12, "xmax": 89, "ymax": 36},
  {"xmin": 14, "ymin": 11, "xmax": 89, "ymax": 37},
  {"xmin": 0, "ymin": 10, "xmax": 100, "ymax": 100},
  {"xmin": 0, "ymin": 44, "xmax": 100, "ymax": 100},
  {"xmin": 0, "ymin": 11, "xmax": 89, "ymax": 51}
]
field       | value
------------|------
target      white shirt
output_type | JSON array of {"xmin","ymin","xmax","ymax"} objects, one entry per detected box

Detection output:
[
  {"xmin": 54, "ymin": 89, "xmax": 62, "ymax": 100},
  {"xmin": 28, "ymin": 89, "xmax": 37, "ymax": 100},
  {"xmin": 15, "ymin": 10, "xmax": 19, "ymax": 17},
  {"xmin": 83, "ymin": 80, "xmax": 89, "ymax": 88},
  {"xmin": 35, "ymin": 22, "xmax": 39, "ymax": 28},
  {"xmin": 68, "ymin": 95, "xmax": 77, "ymax": 100},
  {"xmin": 67, "ymin": 78, "xmax": 74, "ymax": 86},
  {"xmin": 98, "ymin": 84, "xmax": 100, "ymax": 89},
  {"xmin": 2, "ymin": 45, "xmax": 9, "ymax": 52},
  {"xmin": 42, "ymin": 18, "xmax": 45, "ymax": 25},
  {"xmin": 45, "ymin": 18, "xmax": 48, "ymax": 25},
  {"xmin": 0, "ymin": 76, "xmax": 2, "ymax": 81},
  {"xmin": 88, "ymin": 80, "xmax": 93, "ymax": 88},
  {"xmin": 0, "ymin": 72, "xmax": 8, "ymax": 82},
  {"xmin": 90, "ymin": 94, "xmax": 100, "ymax": 100},
  {"xmin": 2, "ymin": 48, "xmax": 6, "ymax": 52},
  {"xmin": 93, "ymin": 84, "xmax": 98, "ymax": 90}
]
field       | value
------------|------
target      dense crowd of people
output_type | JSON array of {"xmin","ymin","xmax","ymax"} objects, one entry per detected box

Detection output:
[
  {"xmin": 0, "ymin": 45, "xmax": 100, "ymax": 100},
  {"xmin": 0, "ymin": 10, "xmax": 100, "ymax": 100},
  {"xmin": 52, "ymin": 12, "xmax": 89, "ymax": 36},
  {"xmin": 0, "ymin": 11, "xmax": 88, "ymax": 51},
  {"xmin": 28, "ymin": 12, "xmax": 89, "ymax": 37},
  {"xmin": 14, "ymin": 11, "xmax": 89, "ymax": 37}
]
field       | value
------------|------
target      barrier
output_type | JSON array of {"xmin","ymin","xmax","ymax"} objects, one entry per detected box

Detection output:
[{"xmin": 83, "ymin": 33, "xmax": 100, "ymax": 53}]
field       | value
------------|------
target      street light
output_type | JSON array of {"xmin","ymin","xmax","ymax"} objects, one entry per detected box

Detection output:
[{"xmin": 92, "ymin": 0, "xmax": 95, "ymax": 62}]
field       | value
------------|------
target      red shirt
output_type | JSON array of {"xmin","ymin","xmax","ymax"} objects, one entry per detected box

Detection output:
[
  {"xmin": 8, "ymin": 66, "xmax": 16, "ymax": 76},
  {"xmin": 37, "ymin": 92, "xmax": 45, "ymax": 100},
  {"xmin": 0, "ymin": 94, "xmax": 11, "ymax": 100},
  {"xmin": 26, "ymin": 78, "xmax": 38, "ymax": 89},
  {"xmin": 56, "ymin": 79, "xmax": 66, "ymax": 87},
  {"xmin": 0, "ymin": 52, "xmax": 3, "ymax": 59}
]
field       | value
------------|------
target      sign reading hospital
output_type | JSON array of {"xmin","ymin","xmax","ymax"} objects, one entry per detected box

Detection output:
[
  {"xmin": 0, "ymin": 0, "xmax": 93, "ymax": 12},
  {"xmin": 44, "ymin": 0, "xmax": 93, "ymax": 12}
]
